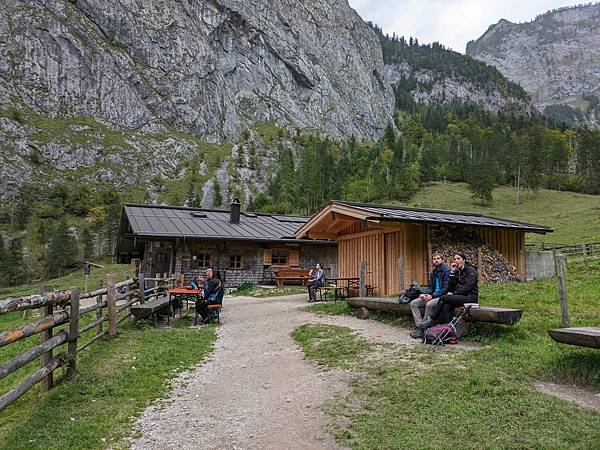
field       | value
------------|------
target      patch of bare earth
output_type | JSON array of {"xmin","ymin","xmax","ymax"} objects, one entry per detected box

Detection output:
[{"xmin": 535, "ymin": 381, "xmax": 600, "ymax": 412}]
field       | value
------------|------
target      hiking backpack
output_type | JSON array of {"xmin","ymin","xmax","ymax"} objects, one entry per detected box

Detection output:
[{"xmin": 422, "ymin": 324, "xmax": 458, "ymax": 345}]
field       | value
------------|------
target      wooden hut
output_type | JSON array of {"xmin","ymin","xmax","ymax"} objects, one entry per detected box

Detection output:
[
  {"xmin": 295, "ymin": 201, "xmax": 552, "ymax": 296},
  {"xmin": 117, "ymin": 200, "xmax": 337, "ymax": 287}
]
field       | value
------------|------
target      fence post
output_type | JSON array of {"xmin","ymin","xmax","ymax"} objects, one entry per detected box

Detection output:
[
  {"xmin": 359, "ymin": 261, "xmax": 367, "ymax": 297},
  {"xmin": 582, "ymin": 243, "xmax": 588, "ymax": 259},
  {"xmin": 552, "ymin": 250, "xmax": 571, "ymax": 327},
  {"xmin": 96, "ymin": 280, "xmax": 104, "ymax": 336},
  {"xmin": 477, "ymin": 246, "xmax": 484, "ymax": 282},
  {"xmin": 398, "ymin": 257, "xmax": 405, "ymax": 291},
  {"xmin": 66, "ymin": 288, "xmax": 80, "ymax": 379},
  {"xmin": 107, "ymin": 273, "xmax": 117, "ymax": 337},
  {"xmin": 138, "ymin": 272, "xmax": 145, "ymax": 304},
  {"xmin": 39, "ymin": 285, "xmax": 53, "ymax": 392}
]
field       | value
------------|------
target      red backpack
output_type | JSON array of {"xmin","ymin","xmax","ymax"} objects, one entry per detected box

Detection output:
[{"xmin": 423, "ymin": 324, "xmax": 458, "ymax": 345}]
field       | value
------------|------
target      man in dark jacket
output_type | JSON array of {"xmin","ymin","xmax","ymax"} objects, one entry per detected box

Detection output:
[
  {"xmin": 307, "ymin": 263, "xmax": 325, "ymax": 303},
  {"xmin": 409, "ymin": 253, "xmax": 450, "ymax": 338},
  {"xmin": 436, "ymin": 252, "xmax": 478, "ymax": 324}
]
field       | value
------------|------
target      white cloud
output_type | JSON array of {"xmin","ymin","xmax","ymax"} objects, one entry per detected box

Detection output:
[{"xmin": 348, "ymin": 0, "xmax": 583, "ymax": 52}]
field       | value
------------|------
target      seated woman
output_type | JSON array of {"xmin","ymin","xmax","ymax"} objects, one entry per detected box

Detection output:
[
  {"xmin": 195, "ymin": 267, "xmax": 223, "ymax": 324},
  {"xmin": 432, "ymin": 252, "xmax": 478, "ymax": 324}
]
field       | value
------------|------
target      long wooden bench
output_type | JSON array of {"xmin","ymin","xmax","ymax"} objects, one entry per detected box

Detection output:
[
  {"xmin": 346, "ymin": 297, "xmax": 523, "ymax": 325},
  {"xmin": 131, "ymin": 297, "xmax": 171, "ymax": 324},
  {"xmin": 548, "ymin": 327, "xmax": 600, "ymax": 349},
  {"xmin": 275, "ymin": 268, "xmax": 310, "ymax": 287}
]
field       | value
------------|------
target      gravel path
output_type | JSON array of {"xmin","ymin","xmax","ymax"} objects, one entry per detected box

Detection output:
[
  {"xmin": 130, "ymin": 294, "xmax": 472, "ymax": 449},
  {"xmin": 131, "ymin": 294, "xmax": 351, "ymax": 450}
]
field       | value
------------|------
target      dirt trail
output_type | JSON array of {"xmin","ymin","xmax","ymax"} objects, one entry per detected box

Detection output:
[{"xmin": 129, "ymin": 294, "xmax": 450, "ymax": 449}]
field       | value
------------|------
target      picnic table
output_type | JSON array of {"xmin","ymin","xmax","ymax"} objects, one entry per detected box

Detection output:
[
  {"xmin": 169, "ymin": 287, "xmax": 202, "ymax": 310},
  {"xmin": 316, "ymin": 277, "xmax": 361, "ymax": 301}
]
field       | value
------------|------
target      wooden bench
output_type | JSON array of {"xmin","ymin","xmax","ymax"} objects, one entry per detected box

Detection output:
[
  {"xmin": 194, "ymin": 304, "xmax": 222, "ymax": 325},
  {"xmin": 275, "ymin": 268, "xmax": 310, "ymax": 287},
  {"xmin": 346, "ymin": 297, "xmax": 523, "ymax": 326},
  {"xmin": 548, "ymin": 327, "xmax": 600, "ymax": 349},
  {"xmin": 316, "ymin": 285, "xmax": 348, "ymax": 302},
  {"xmin": 131, "ymin": 297, "xmax": 172, "ymax": 325}
]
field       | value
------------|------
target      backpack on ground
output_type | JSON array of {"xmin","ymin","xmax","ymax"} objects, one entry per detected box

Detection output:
[{"xmin": 422, "ymin": 324, "xmax": 457, "ymax": 345}]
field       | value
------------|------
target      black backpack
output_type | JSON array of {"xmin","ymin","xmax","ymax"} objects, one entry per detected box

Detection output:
[{"xmin": 398, "ymin": 283, "xmax": 422, "ymax": 304}]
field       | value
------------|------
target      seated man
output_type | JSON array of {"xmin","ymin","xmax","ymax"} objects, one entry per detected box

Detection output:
[
  {"xmin": 307, "ymin": 263, "xmax": 325, "ymax": 303},
  {"xmin": 434, "ymin": 252, "xmax": 478, "ymax": 324},
  {"xmin": 409, "ymin": 253, "xmax": 450, "ymax": 338}
]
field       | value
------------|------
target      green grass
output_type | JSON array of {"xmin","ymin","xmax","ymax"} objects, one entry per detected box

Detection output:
[
  {"xmin": 0, "ymin": 261, "xmax": 134, "ymax": 300},
  {"xmin": 230, "ymin": 283, "xmax": 307, "ymax": 298},
  {"xmin": 0, "ymin": 322, "xmax": 216, "ymax": 449},
  {"xmin": 292, "ymin": 324, "xmax": 373, "ymax": 368},
  {"xmin": 301, "ymin": 257, "xmax": 600, "ymax": 449},
  {"xmin": 400, "ymin": 182, "xmax": 600, "ymax": 244}
]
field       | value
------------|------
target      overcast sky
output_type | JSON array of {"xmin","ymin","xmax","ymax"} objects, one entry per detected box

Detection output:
[{"xmin": 348, "ymin": 0, "xmax": 582, "ymax": 53}]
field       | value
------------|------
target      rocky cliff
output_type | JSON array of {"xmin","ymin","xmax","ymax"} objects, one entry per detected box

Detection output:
[
  {"xmin": 466, "ymin": 4, "xmax": 600, "ymax": 125},
  {"xmin": 0, "ymin": 0, "xmax": 397, "ymax": 202}
]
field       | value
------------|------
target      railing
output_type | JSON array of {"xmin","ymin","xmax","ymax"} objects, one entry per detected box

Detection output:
[
  {"xmin": 0, "ymin": 272, "xmax": 175, "ymax": 412},
  {"xmin": 525, "ymin": 241, "xmax": 600, "ymax": 256}
]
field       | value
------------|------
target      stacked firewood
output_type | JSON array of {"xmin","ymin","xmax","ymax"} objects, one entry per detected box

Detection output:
[{"xmin": 431, "ymin": 226, "xmax": 519, "ymax": 284}]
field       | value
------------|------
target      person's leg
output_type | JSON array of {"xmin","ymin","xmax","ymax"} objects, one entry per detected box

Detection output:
[
  {"xmin": 410, "ymin": 298, "xmax": 425, "ymax": 327},
  {"xmin": 440, "ymin": 295, "xmax": 470, "ymax": 323},
  {"xmin": 308, "ymin": 283, "xmax": 316, "ymax": 302},
  {"xmin": 196, "ymin": 299, "xmax": 209, "ymax": 321}
]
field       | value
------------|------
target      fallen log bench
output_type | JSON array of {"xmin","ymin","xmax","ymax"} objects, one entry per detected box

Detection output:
[
  {"xmin": 548, "ymin": 327, "xmax": 600, "ymax": 349},
  {"xmin": 131, "ymin": 297, "xmax": 171, "ymax": 324},
  {"xmin": 346, "ymin": 297, "xmax": 523, "ymax": 325}
]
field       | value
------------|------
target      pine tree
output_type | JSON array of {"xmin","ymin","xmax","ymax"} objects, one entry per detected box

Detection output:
[{"xmin": 46, "ymin": 220, "xmax": 78, "ymax": 278}]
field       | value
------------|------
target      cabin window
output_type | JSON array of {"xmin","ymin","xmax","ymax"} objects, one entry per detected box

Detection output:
[
  {"xmin": 271, "ymin": 250, "xmax": 288, "ymax": 265},
  {"xmin": 229, "ymin": 255, "xmax": 242, "ymax": 269},
  {"xmin": 191, "ymin": 253, "xmax": 211, "ymax": 268}
]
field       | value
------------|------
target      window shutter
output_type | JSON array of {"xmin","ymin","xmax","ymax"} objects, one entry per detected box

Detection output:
[
  {"xmin": 289, "ymin": 248, "xmax": 300, "ymax": 267},
  {"xmin": 263, "ymin": 248, "xmax": 272, "ymax": 266}
]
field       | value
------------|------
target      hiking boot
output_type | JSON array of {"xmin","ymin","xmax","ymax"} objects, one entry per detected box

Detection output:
[
  {"xmin": 410, "ymin": 328, "xmax": 423, "ymax": 339},
  {"xmin": 419, "ymin": 317, "xmax": 433, "ymax": 330}
]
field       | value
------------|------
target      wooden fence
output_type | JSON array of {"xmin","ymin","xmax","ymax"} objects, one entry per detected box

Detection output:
[
  {"xmin": 525, "ymin": 241, "xmax": 600, "ymax": 257},
  {"xmin": 0, "ymin": 272, "xmax": 175, "ymax": 412}
]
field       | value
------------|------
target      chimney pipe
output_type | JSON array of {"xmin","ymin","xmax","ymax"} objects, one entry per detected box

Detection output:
[{"xmin": 230, "ymin": 198, "xmax": 241, "ymax": 223}]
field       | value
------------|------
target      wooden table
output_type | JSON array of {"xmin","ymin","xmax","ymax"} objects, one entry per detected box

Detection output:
[
  {"xmin": 327, "ymin": 277, "xmax": 360, "ymax": 294},
  {"xmin": 169, "ymin": 288, "xmax": 202, "ymax": 311}
]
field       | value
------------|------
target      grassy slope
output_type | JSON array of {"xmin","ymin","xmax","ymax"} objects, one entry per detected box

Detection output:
[
  {"xmin": 0, "ymin": 264, "xmax": 217, "ymax": 449},
  {"xmin": 302, "ymin": 257, "xmax": 600, "ymax": 449},
  {"xmin": 398, "ymin": 182, "xmax": 600, "ymax": 245}
]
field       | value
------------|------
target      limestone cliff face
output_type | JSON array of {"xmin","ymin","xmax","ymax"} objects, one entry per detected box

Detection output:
[
  {"xmin": 0, "ymin": 0, "xmax": 394, "ymax": 142},
  {"xmin": 467, "ymin": 4, "xmax": 600, "ymax": 124}
]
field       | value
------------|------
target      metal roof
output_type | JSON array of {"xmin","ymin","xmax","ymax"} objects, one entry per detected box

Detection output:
[
  {"xmin": 332, "ymin": 200, "xmax": 553, "ymax": 233},
  {"xmin": 120, "ymin": 204, "xmax": 326, "ymax": 242}
]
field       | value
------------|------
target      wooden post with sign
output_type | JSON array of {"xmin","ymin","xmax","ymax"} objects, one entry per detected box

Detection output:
[{"xmin": 359, "ymin": 261, "xmax": 367, "ymax": 297}]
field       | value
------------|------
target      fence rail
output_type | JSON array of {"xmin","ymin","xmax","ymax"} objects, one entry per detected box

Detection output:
[
  {"xmin": 525, "ymin": 241, "xmax": 600, "ymax": 256},
  {"xmin": 0, "ymin": 272, "xmax": 175, "ymax": 413}
]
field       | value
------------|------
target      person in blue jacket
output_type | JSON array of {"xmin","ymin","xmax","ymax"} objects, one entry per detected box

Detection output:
[{"xmin": 409, "ymin": 253, "xmax": 451, "ymax": 338}]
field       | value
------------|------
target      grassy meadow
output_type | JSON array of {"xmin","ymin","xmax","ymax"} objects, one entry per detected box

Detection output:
[
  {"xmin": 399, "ymin": 182, "xmax": 600, "ymax": 245},
  {"xmin": 300, "ymin": 257, "xmax": 600, "ymax": 449}
]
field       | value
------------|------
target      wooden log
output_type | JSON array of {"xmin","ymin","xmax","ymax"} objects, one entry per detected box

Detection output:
[
  {"xmin": 78, "ymin": 287, "xmax": 108, "ymax": 301},
  {"xmin": 0, "ymin": 291, "xmax": 71, "ymax": 315},
  {"xmin": 39, "ymin": 286, "xmax": 53, "ymax": 392},
  {"xmin": 66, "ymin": 288, "xmax": 80, "ymax": 379},
  {"xmin": 552, "ymin": 251, "xmax": 571, "ymax": 327},
  {"xmin": 79, "ymin": 316, "xmax": 108, "ymax": 335},
  {"xmin": 0, "ymin": 310, "xmax": 69, "ymax": 348},
  {"xmin": 0, "ymin": 353, "xmax": 67, "ymax": 413},
  {"xmin": 548, "ymin": 327, "xmax": 600, "ymax": 349},
  {"xmin": 0, "ymin": 330, "xmax": 68, "ymax": 381},
  {"xmin": 79, "ymin": 299, "xmax": 107, "ymax": 316},
  {"xmin": 95, "ymin": 280, "xmax": 104, "ymax": 336},
  {"xmin": 138, "ymin": 272, "xmax": 145, "ymax": 305},
  {"xmin": 107, "ymin": 273, "xmax": 117, "ymax": 337},
  {"xmin": 346, "ymin": 297, "xmax": 523, "ymax": 325},
  {"xmin": 115, "ymin": 278, "xmax": 136, "ymax": 289}
]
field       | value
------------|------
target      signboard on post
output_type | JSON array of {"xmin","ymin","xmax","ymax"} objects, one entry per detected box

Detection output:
[{"xmin": 84, "ymin": 263, "xmax": 91, "ymax": 293}]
